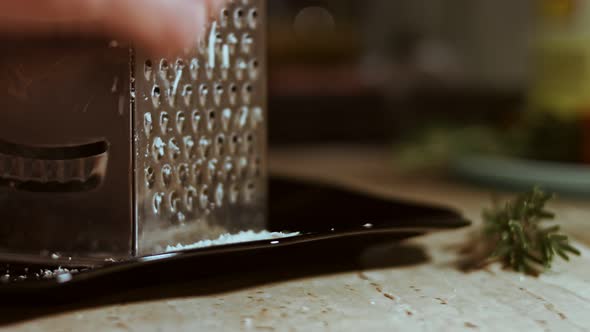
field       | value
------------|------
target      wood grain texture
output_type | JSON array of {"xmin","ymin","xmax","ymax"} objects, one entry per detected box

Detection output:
[{"xmin": 4, "ymin": 145, "xmax": 590, "ymax": 332}]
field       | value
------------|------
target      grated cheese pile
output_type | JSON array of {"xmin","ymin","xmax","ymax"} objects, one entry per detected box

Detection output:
[
  {"xmin": 0, "ymin": 267, "xmax": 81, "ymax": 283},
  {"xmin": 38, "ymin": 267, "xmax": 79, "ymax": 279},
  {"xmin": 165, "ymin": 230, "xmax": 300, "ymax": 252}
]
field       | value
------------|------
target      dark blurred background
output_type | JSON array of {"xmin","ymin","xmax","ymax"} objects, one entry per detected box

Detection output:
[
  {"xmin": 268, "ymin": 0, "xmax": 532, "ymax": 145},
  {"xmin": 267, "ymin": 0, "xmax": 590, "ymax": 169}
]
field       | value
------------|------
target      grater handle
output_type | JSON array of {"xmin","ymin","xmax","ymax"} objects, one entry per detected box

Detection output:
[{"xmin": 0, "ymin": 139, "xmax": 109, "ymax": 192}]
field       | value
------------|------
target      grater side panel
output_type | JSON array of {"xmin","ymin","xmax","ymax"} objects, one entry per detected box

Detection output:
[
  {"xmin": 134, "ymin": 0, "xmax": 268, "ymax": 254},
  {"xmin": 0, "ymin": 39, "xmax": 134, "ymax": 260}
]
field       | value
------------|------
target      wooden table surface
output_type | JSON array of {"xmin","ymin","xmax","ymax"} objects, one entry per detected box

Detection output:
[{"xmin": 3, "ymin": 145, "xmax": 590, "ymax": 331}]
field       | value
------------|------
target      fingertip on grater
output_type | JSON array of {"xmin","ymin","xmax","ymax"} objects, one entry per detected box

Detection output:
[{"xmin": 0, "ymin": 0, "xmax": 267, "ymax": 266}]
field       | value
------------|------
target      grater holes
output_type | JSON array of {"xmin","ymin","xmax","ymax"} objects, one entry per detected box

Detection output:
[
  {"xmin": 221, "ymin": 156, "xmax": 234, "ymax": 180},
  {"xmin": 235, "ymin": 106, "xmax": 249, "ymax": 130},
  {"xmin": 185, "ymin": 186, "xmax": 197, "ymax": 212},
  {"xmin": 215, "ymin": 32, "xmax": 223, "ymax": 52},
  {"xmin": 229, "ymin": 183, "xmax": 239, "ymax": 204},
  {"xmin": 199, "ymin": 84, "xmax": 209, "ymax": 106},
  {"xmin": 153, "ymin": 192, "xmax": 164, "ymax": 215},
  {"xmin": 228, "ymin": 133, "xmax": 239, "ymax": 155},
  {"xmin": 243, "ymin": 181, "xmax": 255, "ymax": 203},
  {"xmin": 251, "ymin": 155, "xmax": 262, "ymax": 177},
  {"xmin": 215, "ymin": 134, "xmax": 225, "ymax": 156},
  {"xmin": 159, "ymin": 59, "xmax": 171, "ymax": 80},
  {"xmin": 235, "ymin": 58, "xmax": 247, "ymax": 80},
  {"xmin": 175, "ymin": 211, "xmax": 186, "ymax": 224},
  {"xmin": 144, "ymin": 112, "xmax": 153, "ymax": 137},
  {"xmin": 152, "ymin": 137, "xmax": 165, "ymax": 161},
  {"xmin": 250, "ymin": 106, "xmax": 263, "ymax": 129},
  {"xmin": 159, "ymin": 112, "xmax": 169, "ymax": 133},
  {"xmin": 236, "ymin": 156, "xmax": 248, "ymax": 179},
  {"xmin": 192, "ymin": 109, "xmax": 201, "ymax": 133},
  {"xmin": 175, "ymin": 58, "xmax": 185, "ymax": 71},
  {"xmin": 207, "ymin": 159, "xmax": 218, "ymax": 183},
  {"xmin": 151, "ymin": 85, "xmax": 161, "ymax": 108},
  {"xmin": 241, "ymin": 33, "xmax": 253, "ymax": 54},
  {"xmin": 138, "ymin": 4, "xmax": 264, "ymax": 226},
  {"xmin": 228, "ymin": 83, "xmax": 238, "ymax": 105},
  {"xmin": 215, "ymin": 83, "xmax": 224, "ymax": 95},
  {"xmin": 242, "ymin": 83, "xmax": 253, "ymax": 104},
  {"xmin": 144, "ymin": 59, "xmax": 153, "ymax": 81},
  {"xmin": 176, "ymin": 111, "xmax": 186, "ymax": 134},
  {"xmin": 248, "ymin": 59, "xmax": 259, "ymax": 80},
  {"xmin": 221, "ymin": 108, "xmax": 232, "ymax": 132},
  {"xmin": 199, "ymin": 185, "xmax": 210, "ymax": 210},
  {"xmin": 227, "ymin": 33, "xmax": 238, "ymax": 55},
  {"xmin": 168, "ymin": 70, "xmax": 182, "ymax": 107},
  {"xmin": 214, "ymin": 83, "xmax": 224, "ymax": 106},
  {"xmin": 182, "ymin": 85, "xmax": 193, "ymax": 107},
  {"xmin": 183, "ymin": 136, "xmax": 195, "ymax": 159},
  {"xmin": 214, "ymin": 32, "xmax": 224, "ymax": 61},
  {"xmin": 160, "ymin": 59, "xmax": 169, "ymax": 72},
  {"xmin": 177, "ymin": 163, "xmax": 190, "ymax": 185},
  {"xmin": 220, "ymin": 7, "xmax": 230, "ymax": 27},
  {"xmin": 168, "ymin": 138, "xmax": 181, "ymax": 160},
  {"xmin": 145, "ymin": 166, "xmax": 155, "ymax": 189},
  {"xmin": 169, "ymin": 191, "xmax": 181, "ymax": 214},
  {"xmin": 243, "ymin": 132, "xmax": 254, "ymax": 154},
  {"xmin": 234, "ymin": 8, "xmax": 245, "ymax": 29},
  {"xmin": 192, "ymin": 160, "xmax": 203, "ymax": 184},
  {"xmin": 207, "ymin": 110, "xmax": 217, "ymax": 132},
  {"xmin": 189, "ymin": 58, "xmax": 199, "ymax": 80},
  {"xmin": 205, "ymin": 62, "xmax": 214, "ymax": 80},
  {"xmin": 161, "ymin": 164, "xmax": 173, "ymax": 188},
  {"xmin": 199, "ymin": 137, "xmax": 211, "ymax": 159},
  {"xmin": 215, "ymin": 182, "xmax": 224, "ymax": 207},
  {"xmin": 247, "ymin": 8, "xmax": 258, "ymax": 29}
]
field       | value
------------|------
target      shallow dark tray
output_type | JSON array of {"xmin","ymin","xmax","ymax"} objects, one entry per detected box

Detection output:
[{"xmin": 0, "ymin": 176, "xmax": 469, "ymax": 303}]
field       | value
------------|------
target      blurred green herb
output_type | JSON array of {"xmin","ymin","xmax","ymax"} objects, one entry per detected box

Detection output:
[
  {"xmin": 394, "ymin": 112, "xmax": 584, "ymax": 172},
  {"xmin": 474, "ymin": 188, "xmax": 581, "ymax": 275},
  {"xmin": 394, "ymin": 124, "xmax": 511, "ymax": 171}
]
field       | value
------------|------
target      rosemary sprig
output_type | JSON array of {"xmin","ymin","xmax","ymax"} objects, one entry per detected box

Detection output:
[{"xmin": 478, "ymin": 188, "xmax": 581, "ymax": 275}]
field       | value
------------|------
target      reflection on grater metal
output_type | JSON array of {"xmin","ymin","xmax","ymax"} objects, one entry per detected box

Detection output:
[{"xmin": 0, "ymin": 0, "xmax": 267, "ymax": 266}]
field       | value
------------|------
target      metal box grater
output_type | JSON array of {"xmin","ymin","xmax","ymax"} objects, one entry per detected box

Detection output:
[{"xmin": 0, "ymin": 0, "xmax": 267, "ymax": 265}]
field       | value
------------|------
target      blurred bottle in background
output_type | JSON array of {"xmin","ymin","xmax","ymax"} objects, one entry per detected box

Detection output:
[{"xmin": 529, "ymin": 0, "xmax": 590, "ymax": 162}]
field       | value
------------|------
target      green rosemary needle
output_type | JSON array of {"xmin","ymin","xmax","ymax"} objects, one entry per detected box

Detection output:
[{"xmin": 480, "ymin": 187, "xmax": 581, "ymax": 275}]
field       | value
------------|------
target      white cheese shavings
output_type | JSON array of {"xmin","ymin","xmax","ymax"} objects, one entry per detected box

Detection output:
[
  {"xmin": 208, "ymin": 21, "xmax": 218, "ymax": 69},
  {"xmin": 165, "ymin": 230, "xmax": 300, "ymax": 252},
  {"xmin": 41, "ymin": 267, "xmax": 79, "ymax": 279}
]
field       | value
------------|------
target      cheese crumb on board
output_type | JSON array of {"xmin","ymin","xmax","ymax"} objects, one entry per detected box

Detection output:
[{"xmin": 165, "ymin": 230, "xmax": 300, "ymax": 252}]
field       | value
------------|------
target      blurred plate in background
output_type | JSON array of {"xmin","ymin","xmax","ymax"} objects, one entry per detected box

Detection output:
[{"xmin": 451, "ymin": 155, "xmax": 590, "ymax": 197}]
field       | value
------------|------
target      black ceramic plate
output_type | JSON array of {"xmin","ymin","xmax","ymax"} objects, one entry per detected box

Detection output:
[{"xmin": 0, "ymin": 176, "xmax": 469, "ymax": 302}]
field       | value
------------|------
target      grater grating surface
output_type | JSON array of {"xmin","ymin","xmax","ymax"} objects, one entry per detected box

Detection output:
[{"xmin": 134, "ymin": 0, "xmax": 267, "ymax": 255}]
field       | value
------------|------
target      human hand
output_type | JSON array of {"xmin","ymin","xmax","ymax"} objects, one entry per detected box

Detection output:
[{"xmin": 0, "ymin": 0, "xmax": 227, "ymax": 54}]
